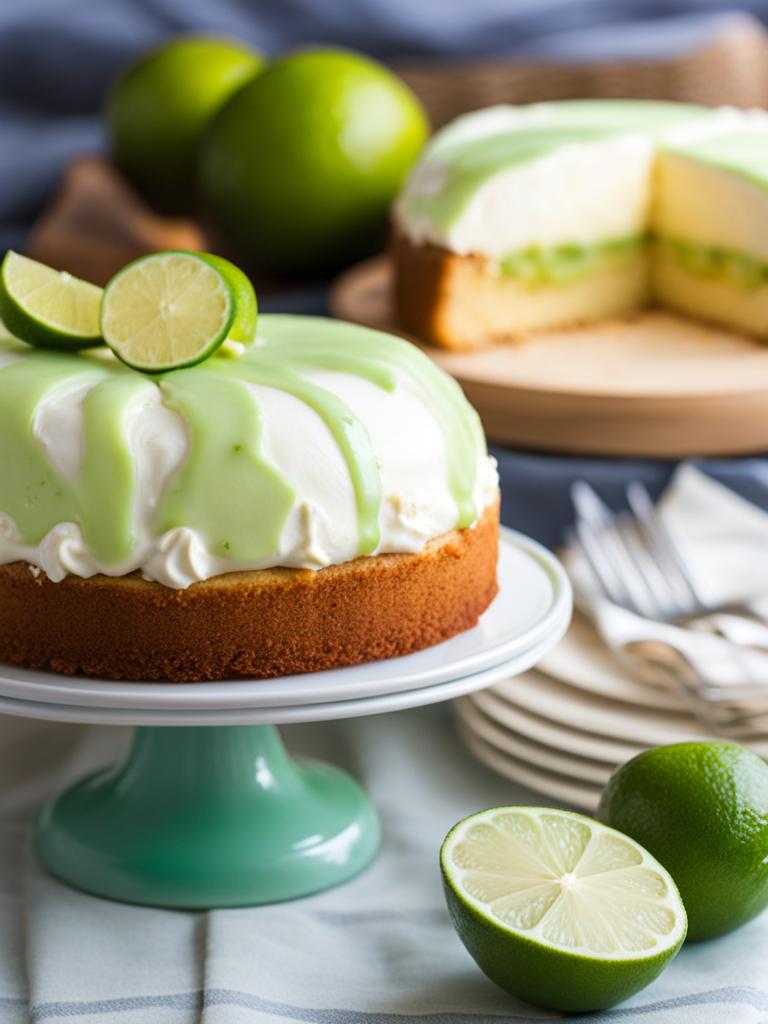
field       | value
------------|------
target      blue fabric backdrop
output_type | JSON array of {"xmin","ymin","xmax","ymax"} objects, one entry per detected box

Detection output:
[{"xmin": 3, "ymin": 0, "xmax": 768, "ymax": 545}]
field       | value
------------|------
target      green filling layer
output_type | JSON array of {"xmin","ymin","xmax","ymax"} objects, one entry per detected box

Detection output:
[
  {"xmin": 657, "ymin": 237, "xmax": 768, "ymax": 289},
  {"xmin": 499, "ymin": 235, "xmax": 644, "ymax": 286},
  {"xmin": 498, "ymin": 235, "xmax": 768, "ymax": 290}
]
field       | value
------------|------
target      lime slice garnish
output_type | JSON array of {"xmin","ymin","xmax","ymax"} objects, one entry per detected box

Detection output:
[
  {"xmin": 100, "ymin": 250, "xmax": 257, "ymax": 372},
  {"xmin": 441, "ymin": 806, "xmax": 687, "ymax": 1012},
  {"xmin": 0, "ymin": 251, "xmax": 103, "ymax": 350}
]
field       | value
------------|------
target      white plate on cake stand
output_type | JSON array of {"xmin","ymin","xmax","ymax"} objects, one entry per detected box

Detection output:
[
  {"xmin": 0, "ymin": 528, "xmax": 570, "ymax": 711},
  {"xmin": 0, "ymin": 613, "xmax": 570, "ymax": 726}
]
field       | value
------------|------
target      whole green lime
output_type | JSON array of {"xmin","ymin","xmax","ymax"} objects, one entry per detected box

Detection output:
[
  {"xmin": 199, "ymin": 48, "xmax": 428, "ymax": 276},
  {"xmin": 106, "ymin": 36, "xmax": 263, "ymax": 212},
  {"xmin": 598, "ymin": 741, "xmax": 768, "ymax": 941}
]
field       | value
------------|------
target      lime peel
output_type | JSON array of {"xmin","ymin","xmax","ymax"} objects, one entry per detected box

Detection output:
[
  {"xmin": 598, "ymin": 740, "xmax": 768, "ymax": 942},
  {"xmin": 441, "ymin": 806, "xmax": 686, "ymax": 1012}
]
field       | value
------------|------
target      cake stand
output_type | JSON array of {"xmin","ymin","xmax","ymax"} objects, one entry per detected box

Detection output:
[{"xmin": 0, "ymin": 528, "xmax": 571, "ymax": 909}]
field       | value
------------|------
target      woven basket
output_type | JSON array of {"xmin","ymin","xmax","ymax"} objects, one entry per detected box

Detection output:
[{"xmin": 394, "ymin": 16, "xmax": 768, "ymax": 128}]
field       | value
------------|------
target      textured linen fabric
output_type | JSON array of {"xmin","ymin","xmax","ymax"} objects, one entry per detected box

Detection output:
[{"xmin": 0, "ymin": 708, "xmax": 767, "ymax": 1023}]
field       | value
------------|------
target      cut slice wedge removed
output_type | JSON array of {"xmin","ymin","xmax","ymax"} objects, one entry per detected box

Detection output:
[
  {"xmin": 441, "ymin": 806, "xmax": 686, "ymax": 1012},
  {"xmin": 0, "ymin": 251, "xmax": 103, "ymax": 350},
  {"xmin": 100, "ymin": 250, "xmax": 257, "ymax": 372}
]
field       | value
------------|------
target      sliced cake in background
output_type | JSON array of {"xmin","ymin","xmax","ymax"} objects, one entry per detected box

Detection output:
[
  {"xmin": 393, "ymin": 100, "xmax": 768, "ymax": 350},
  {"xmin": 654, "ymin": 120, "xmax": 768, "ymax": 338}
]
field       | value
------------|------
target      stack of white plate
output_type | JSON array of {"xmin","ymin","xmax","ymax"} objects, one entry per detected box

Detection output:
[{"xmin": 456, "ymin": 613, "xmax": 768, "ymax": 811}]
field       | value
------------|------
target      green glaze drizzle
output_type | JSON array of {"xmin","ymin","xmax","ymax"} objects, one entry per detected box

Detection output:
[
  {"xmin": 250, "ymin": 316, "xmax": 484, "ymax": 529},
  {"xmin": 219, "ymin": 359, "xmax": 383, "ymax": 556},
  {"xmin": 0, "ymin": 349, "xmax": 147, "ymax": 562},
  {"xmin": 156, "ymin": 369, "xmax": 297, "ymax": 563},
  {"xmin": 0, "ymin": 315, "xmax": 487, "ymax": 572},
  {"xmin": 80, "ymin": 376, "xmax": 156, "ymax": 563}
]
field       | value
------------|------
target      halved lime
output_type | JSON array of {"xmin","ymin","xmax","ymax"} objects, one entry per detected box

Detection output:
[
  {"xmin": 100, "ymin": 250, "xmax": 257, "ymax": 372},
  {"xmin": 441, "ymin": 806, "xmax": 686, "ymax": 1012},
  {"xmin": 0, "ymin": 251, "xmax": 103, "ymax": 350}
]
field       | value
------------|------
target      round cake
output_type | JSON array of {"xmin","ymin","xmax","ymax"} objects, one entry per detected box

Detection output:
[
  {"xmin": 393, "ymin": 100, "xmax": 768, "ymax": 349},
  {"xmin": 0, "ymin": 314, "xmax": 499, "ymax": 681}
]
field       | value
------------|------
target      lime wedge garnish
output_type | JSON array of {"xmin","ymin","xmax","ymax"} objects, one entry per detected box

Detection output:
[
  {"xmin": 100, "ymin": 250, "xmax": 257, "ymax": 372},
  {"xmin": 441, "ymin": 806, "xmax": 687, "ymax": 1012},
  {"xmin": 0, "ymin": 251, "xmax": 103, "ymax": 350}
]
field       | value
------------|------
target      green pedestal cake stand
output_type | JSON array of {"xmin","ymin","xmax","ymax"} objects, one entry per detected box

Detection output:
[
  {"xmin": 0, "ymin": 528, "xmax": 572, "ymax": 909},
  {"xmin": 36, "ymin": 724, "xmax": 380, "ymax": 908}
]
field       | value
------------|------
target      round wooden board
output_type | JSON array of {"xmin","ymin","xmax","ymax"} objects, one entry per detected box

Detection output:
[{"xmin": 330, "ymin": 257, "xmax": 768, "ymax": 457}]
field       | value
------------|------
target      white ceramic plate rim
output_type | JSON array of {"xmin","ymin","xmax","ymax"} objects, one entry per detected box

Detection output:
[
  {"xmin": 467, "ymin": 684, "xmax": 647, "ymax": 763},
  {"xmin": 489, "ymin": 670, "xmax": 709, "ymax": 746},
  {"xmin": 0, "ymin": 527, "xmax": 571, "ymax": 710},
  {"xmin": 0, "ymin": 607, "xmax": 570, "ymax": 726},
  {"xmin": 455, "ymin": 698, "xmax": 612, "ymax": 786},
  {"xmin": 459, "ymin": 726, "xmax": 601, "ymax": 812}
]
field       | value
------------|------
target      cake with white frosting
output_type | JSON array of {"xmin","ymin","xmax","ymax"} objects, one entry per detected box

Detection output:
[
  {"xmin": 0, "ymin": 314, "xmax": 499, "ymax": 681},
  {"xmin": 393, "ymin": 100, "xmax": 768, "ymax": 349}
]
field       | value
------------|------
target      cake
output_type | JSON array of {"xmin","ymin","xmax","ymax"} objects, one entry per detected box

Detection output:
[
  {"xmin": 393, "ymin": 100, "xmax": 768, "ymax": 350},
  {"xmin": 0, "ymin": 314, "xmax": 499, "ymax": 681}
]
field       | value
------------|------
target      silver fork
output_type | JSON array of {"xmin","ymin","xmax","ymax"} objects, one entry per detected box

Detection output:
[{"xmin": 568, "ymin": 480, "xmax": 768, "ymax": 737}]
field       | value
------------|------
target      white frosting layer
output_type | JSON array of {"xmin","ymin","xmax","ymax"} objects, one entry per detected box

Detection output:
[
  {"xmin": 0, "ymin": 357, "xmax": 498, "ymax": 589},
  {"xmin": 395, "ymin": 103, "xmax": 768, "ymax": 260},
  {"xmin": 400, "ymin": 133, "xmax": 656, "ymax": 258}
]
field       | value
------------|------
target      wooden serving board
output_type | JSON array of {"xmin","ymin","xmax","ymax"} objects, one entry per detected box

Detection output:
[{"xmin": 330, "ymin": 257, "xmax": 768, "ymax": 458}]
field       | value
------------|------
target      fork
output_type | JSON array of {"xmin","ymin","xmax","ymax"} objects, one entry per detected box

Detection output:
[{"xmin": 568, "ymin": 480, "xmax": 768, "ymax": 736}]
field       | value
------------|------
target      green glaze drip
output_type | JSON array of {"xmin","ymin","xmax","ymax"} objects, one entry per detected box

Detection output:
[
  {"xmin": 500, "ymin": 234, "xmax": 645, "ymax": 287},
  {"xmin": 0, "ymin": 315, "xmax": 487, "ymax": 572},
  {"xmin": 250, "ymin": 316, "xmax": 484, "ymax": 528},
  {"xmin": 0, "ymin": 349, "xmax": 146, "ymax": 562},
  {"xmin": 80, "ymin": 376, "xmax": 155, "ymax": 563},
  {"xmin": 219, "ymin": 359, "xmax": 383, "ymax": 556},
  {"xmin": 157, "ymin": 368, "xmax": 297, "ymax": 563}
]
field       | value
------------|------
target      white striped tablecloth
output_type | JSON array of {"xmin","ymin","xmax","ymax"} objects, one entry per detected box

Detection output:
[{"xmin": 0, "ymin": 706, "xmax": 765, "ymax": 1024}]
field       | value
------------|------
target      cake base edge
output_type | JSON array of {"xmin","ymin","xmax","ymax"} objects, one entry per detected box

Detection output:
[{"xmin": 0, "ymin": 502, "xmax": 499, "ymax": 682}]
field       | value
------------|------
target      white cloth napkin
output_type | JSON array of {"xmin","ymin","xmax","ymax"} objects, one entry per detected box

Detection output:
[
  {"xmin": 566, "ymin": 465, "xmax": 768, "ymax": 697},
  {"xmin": 1, "ymin": 708, "xmax": 768, "ymax": 1023}
]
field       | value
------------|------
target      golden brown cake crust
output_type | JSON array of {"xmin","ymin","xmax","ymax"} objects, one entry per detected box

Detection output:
[
  {"xmin": 391, "ymin": 229, "xmax": 648, "ymax": 351},
  {"xmin": 392, "ymin": 229, "xmax": 474, "ymax": 351},
  {"xmin": 0, "ymin": 503, "xmax": 499, "ymax": 682}
]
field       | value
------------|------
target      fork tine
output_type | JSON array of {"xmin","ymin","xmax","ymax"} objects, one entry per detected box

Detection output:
[
  {"xmin": 567, "ymin": 521, "xmax": 630, "ymax": 608},
  {"xmin": 571, "ymin": 484, "xmax": 639, "ymax": 610},
  {"xmin": 626, "ymin": 482, "xmax": 708, "ymax": 612},
  {"xmin": 610, "ymin": 516, "xmax": 673, "ymax": 612},
  {"xmin": 572, "ymin": 482, "xmax": 664, "ymax": 619}
]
